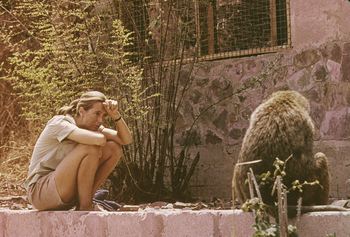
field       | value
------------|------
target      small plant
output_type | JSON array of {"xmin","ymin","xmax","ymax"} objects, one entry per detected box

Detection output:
[
  {"xmin": 242, "ymin": 196, "xmax": 298, "ymax": 237},
  {"xmin": 241, "ymin": 157, "xmax": 322, "ymax": 237},
  {"xmin": 242, "ymin": 197, "xmax": 297, "ymax": 237}
]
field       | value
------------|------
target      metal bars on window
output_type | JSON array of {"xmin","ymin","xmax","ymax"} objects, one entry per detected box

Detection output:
[{"xmin": 119, "ymin": 0, "xmax": 291, "ymax": 62}]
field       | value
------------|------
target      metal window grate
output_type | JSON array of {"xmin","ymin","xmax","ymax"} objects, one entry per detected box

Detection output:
[{"xmin": 118, "ymin": 0, "xmax": 291, "ymax": 62}]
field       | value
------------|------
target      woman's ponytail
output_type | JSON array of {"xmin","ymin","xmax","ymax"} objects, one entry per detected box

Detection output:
[{"xmin": 57, "ymin": 99, "xmax": 80, "ymax": 115}]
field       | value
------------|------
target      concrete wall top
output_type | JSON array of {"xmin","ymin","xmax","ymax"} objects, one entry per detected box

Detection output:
[{"xmin": 1, "ymin": 209, "xmax": 350, "ymax": 237}]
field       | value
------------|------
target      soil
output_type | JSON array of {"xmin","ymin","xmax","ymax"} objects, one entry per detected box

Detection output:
[
  {"xmin": 0, "ymin": 176, "xmax": 29, "ymax": 210},
  {"xmin": 0, "ymin": 176, "xmax": 232, "ymax": 212}
]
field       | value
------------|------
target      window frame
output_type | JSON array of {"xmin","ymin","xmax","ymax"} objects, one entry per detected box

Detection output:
[{"xmin": 192, "ymin": 0, "xmax": 291, "ymax": 62}]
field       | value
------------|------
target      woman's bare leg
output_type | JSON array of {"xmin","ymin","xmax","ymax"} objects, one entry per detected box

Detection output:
[
  {"xmin": 54, "ymin": 144, "xmax": 102, "ymax": 210},
  {"xmin": 92, "ymin": 141, "xmax": 122, "ymax": 194},
  {"xmin": 75, "ymin": 149, "xmax": 101, "ymax": 210},
  {"xmin": 53, "ymin": 142, "xmax": 121, "ymax": 210}
]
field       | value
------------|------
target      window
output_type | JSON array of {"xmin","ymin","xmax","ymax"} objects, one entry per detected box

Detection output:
[
  {"xmin": 198, "ymin": 0, "xmax": 290, "ymax": 57},
  {"xmin": 119, "ymin": 0, "xmax": 290, "ymax": 62}
]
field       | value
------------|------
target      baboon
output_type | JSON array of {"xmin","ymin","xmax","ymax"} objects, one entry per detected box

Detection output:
[{"xmin": 232, "ymin": 90, "xmax": 330, "ymax": 207}]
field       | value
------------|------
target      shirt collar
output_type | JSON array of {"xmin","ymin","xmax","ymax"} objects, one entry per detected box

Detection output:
[{"xmin": 65, "ymin": 114, "xmax": 77, "ymax": 125}]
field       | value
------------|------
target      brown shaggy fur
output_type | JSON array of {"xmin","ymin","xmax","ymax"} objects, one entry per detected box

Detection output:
[{"xmin": 232, "ymin": 90, "xmax": 329, "ymax": 206}]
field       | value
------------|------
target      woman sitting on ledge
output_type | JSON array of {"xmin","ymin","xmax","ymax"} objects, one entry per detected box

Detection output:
[{"xmin": 24, "ymin": 91, "xmax": 132, "ymax": 211}]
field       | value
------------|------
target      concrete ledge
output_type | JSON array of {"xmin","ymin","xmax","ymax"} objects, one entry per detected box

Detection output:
[{"xmin": 0, "ymin": 209, "xmax": 350, "ymax": 237}]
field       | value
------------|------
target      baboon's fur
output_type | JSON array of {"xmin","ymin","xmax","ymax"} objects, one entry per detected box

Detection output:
[{"xmin": 232, "ymin": 90, "xmax": 329, "ymax": 207}]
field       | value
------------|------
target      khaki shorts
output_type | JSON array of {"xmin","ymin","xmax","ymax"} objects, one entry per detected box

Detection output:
[{"xmin": 27, "ymin": 172, "xmax": 75, "ymax": 211}]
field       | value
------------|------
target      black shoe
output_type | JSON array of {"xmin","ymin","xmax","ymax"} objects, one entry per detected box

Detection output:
[
  {"xmin": 92, "ymin": 199, "xmax": 122, "ymax": 211},
  {"xmin": 94, "ymin": 189, "xmax": 109, "ymax": 201}
]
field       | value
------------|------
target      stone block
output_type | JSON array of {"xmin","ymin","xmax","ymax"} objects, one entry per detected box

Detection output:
[
  {"xmin": 295, "ymin": 212, "xmax": 350, "ymax": 237},
  {"xmin": 215, "ymin": 211, "xmax": 233, "ymax": 237},
  {"xmin": 244, "ymin": 60, "xmax": 262, "ymax": 75},
  {"xmin": 195, "ymin": 76, "xmax": 209, "ymax": 87},
  {"xmin": 80, "ymin": 212, "xmax": 108, "ymax": 236},
  {"xmin": 231, "ymin": 210, "xmax": 255, "ymax": 237},
  {"xmin": 107, "ymin": 211, "xmax": 162, "ymax": 237},
  {"xmin": 319, "ymin": 108, "xmax": 350, "ymax": 140},
  {"xmin": 312, "ymin": 63, "xmax": 328, "ymax": 82},
  {"xmin": 341, "ymin": 54, "xmax": 350, "ymax": 82},
  {"xmin": 213, "ymin": 110, "xmax": 228, "ymax": 131},
  {"xmin": 293, "ymin": 49, "xmax": 320, "ymax": 69},
  {"xmin": 1, "ymin": 210, "xmax": 350, "ymax": 236},
  {"xmin": 343, "ymin": 42, "xmax": 350, "ymax": 55},
  {"xmin": 221, "ymin": 63, "xmax": 244, "ymax": 82},
  {"xmin": 217, "ymin": 210, "xmax": 254, "ymax": 237},
  {"xmin": 326, "ymin": 60, "xmax": 341, "ymax": 81},
  {"xmin": 4, "ymin": 211, "xmax": 42, "ymax": 237},
  {"xmin": 193, "ymin": 63, "xmax": 211, "ymax": 80},
  {"xmin": 209, "ymin": 77, "xmax": 234, "ymax": 99},
  {"xmin": 161, "ymin": 210, "xmax": 215, "ymax": 237},
  {"xmin": 287, "ymin": 69, "xmax": 313, "ymax": 92},
  {"xmin": 0, "ymin": 211, "xmax": 5, "ymax": 237},
  {"xmin": 205, "ymin": 130, "xmax": 223, "ymax": 145},
  {"xmin": 40, "ymin": 211, "xmax": 89, "ymax": 237},
  {"xmin": 321, "ymin": 42, "xmax": 342, "ymax": 63},
  {"xmin": 189, "ymin": 89, "xmax": 202, "ymax": 104},
  {"xmin": 228, "ymin": 128, "xmax": 244, "ymax": 140}
]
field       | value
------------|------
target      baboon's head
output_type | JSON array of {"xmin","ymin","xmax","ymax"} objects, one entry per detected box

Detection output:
[{"xmin": 269, "ymin": 90, "xmax": 310, "ymax": 113}]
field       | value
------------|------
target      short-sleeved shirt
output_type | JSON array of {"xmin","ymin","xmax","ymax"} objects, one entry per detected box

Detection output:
[{"xmin": 24, "ymin": 115, "xmax": 78, "ymax": 190}]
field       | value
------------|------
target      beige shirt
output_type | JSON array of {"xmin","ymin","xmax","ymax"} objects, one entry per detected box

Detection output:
[{"xmin": 24, "ymin": 115, "xmax": 78, "ymax": 190}]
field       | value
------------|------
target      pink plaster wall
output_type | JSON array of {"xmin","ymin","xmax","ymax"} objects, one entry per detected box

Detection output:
[{"xmin": 291, "ymin": 0, "xmax": 350, "ymax": 50}]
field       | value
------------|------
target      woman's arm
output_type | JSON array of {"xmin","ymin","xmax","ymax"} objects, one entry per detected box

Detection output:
[
  {"xmin": 99, "ymin": 118, "xmax": 132, "ymax": 145},
  {"xmin": 68, "ymin": 127, "xmax": 107, "ymax": 146}
]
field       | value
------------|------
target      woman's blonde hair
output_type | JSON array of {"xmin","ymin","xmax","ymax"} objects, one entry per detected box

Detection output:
[{"xmin": 58, "ymin": 91, "xmax": 107, "ymax": 116}]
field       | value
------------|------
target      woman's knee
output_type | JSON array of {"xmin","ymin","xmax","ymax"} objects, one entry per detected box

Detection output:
[
  {"xmin": 77, "ymin": 144, "xmax": 103, "ymax": 158},
  {"xmin": 105, "ymin": 141, "xmax": 123, "ymax": 159}
]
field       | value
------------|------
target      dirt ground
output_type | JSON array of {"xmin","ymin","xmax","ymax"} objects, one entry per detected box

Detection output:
[
  {"xmin": 0, "ymin": 175, "xmax": 232, "ymax": 212},
  {"xmin": 0, "ymin": 174, "xmax": 29, "ymax": 210},
  {"xmin": 0, "ymin": 156, "xmax": 232, "ymax": 212},
  {"xmin": 0, "ymin": 142, "xmax": 31, "ymax": 210}
]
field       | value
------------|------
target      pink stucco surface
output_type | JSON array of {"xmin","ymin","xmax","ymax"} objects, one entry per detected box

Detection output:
[
  {"xmin": 1, "ymin": 209, "xmax": 350, "ymax": 237},
  {"xmin": 291, "ymin": 0, "xmax": 350, "ymax": 50},
  {"xmin": 295, "ymin": 211, "xmax": 350, "ymax": 237}
]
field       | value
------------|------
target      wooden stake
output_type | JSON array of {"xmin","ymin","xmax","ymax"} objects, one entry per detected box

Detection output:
[
  {"xmin": 276, "ymin": 176, "xmax": 288, "ymax": 237},
  {"xmin": 249, "ymin": 168, "xmax": 262, "ymax": 201},
  {"xmin": 247, "ymin": 172, "xmax": 257, "ymax": 217},
  {"xmin": 247, "ymin": 172, "xmax": 255, "ymax": 199},
  {"xmin": 282, "ymin": 186, "xmax": 288, "ymax": 233},
  {"xmin": 297, "ymin": 197, "xmax": 302, "ymax": 222}
]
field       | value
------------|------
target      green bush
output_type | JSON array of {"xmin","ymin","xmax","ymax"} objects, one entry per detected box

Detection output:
[{"xmin": 2, "ymin": 1, "xmax": 145, "ymax": 123}]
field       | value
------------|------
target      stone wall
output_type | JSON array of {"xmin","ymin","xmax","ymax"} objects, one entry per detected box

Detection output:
[
  {"xmin": 2, "ymin": 210, "xmax": 350, "ymax": 237},
  {"xmin": 179, "ymin": 42, "xmax": 350, "ymax": 200},
  {"xmin": 176, "ymin": 0, "xmax": 350, "ymax": 201}
]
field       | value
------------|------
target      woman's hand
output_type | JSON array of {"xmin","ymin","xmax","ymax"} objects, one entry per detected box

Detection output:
[
  {"xmin": 101, "ymin": 98, "xmax": 133, "ymax": 145},
  {"xmin": 103, "ymin": 99, "xmax": 120, "ymax": 120}
]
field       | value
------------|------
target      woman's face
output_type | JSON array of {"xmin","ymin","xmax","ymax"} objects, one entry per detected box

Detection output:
[{"xmin": 78, "ymin": 102, "xmax": 106, "ymax": 131}]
